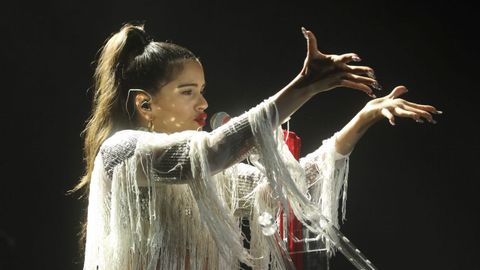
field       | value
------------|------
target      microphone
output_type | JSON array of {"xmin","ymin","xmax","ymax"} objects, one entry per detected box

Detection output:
[{"xmin": 209, "ymin": 111, "xmax": 231, "ymax": 130}]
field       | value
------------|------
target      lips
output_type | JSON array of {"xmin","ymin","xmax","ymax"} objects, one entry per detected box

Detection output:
[{"xmin": 194, "ymin": 113, "xmax": 208, "ymax": 126}]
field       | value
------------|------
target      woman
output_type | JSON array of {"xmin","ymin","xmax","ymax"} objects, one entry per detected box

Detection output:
[{"xmin": 75, "ymin": 23, "xmax": 440, "ymax": 270}]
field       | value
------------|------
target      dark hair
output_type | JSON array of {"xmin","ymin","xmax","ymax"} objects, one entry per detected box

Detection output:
[
  {"xmin": 72, "ymin": 23, "xmax": 198, "ymax": 249},
  {"xmin": 115, "ymin": 24, "xmax": 198, "ymax": 128}
]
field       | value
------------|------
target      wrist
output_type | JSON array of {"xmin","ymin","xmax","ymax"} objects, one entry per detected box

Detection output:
[
  {"xmin": 289, "ymin": 74, "xmax": 317, "ymax": 97},
  {"xmin": 358, "ymin": 107, "xmax": 382, "ymax": 125}
]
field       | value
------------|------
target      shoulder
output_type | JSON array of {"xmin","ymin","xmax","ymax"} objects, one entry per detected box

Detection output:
[
  {"xmin": 100, "ymin": 130, "xmax": 144, "ymax": 154},
  {"xmin": 99, "ymin": 130, "xmax": 145, "ymax": 178}
]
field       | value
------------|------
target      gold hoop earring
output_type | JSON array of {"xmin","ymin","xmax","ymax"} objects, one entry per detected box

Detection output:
[{"xmin": 147, "ymin": 120, "xmax": 155, "ymax": 132}]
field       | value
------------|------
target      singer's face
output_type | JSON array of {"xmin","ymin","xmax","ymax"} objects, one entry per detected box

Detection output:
[{"xmin": 149, "ymin": 60, "xmax": 208, "ymax": 134}]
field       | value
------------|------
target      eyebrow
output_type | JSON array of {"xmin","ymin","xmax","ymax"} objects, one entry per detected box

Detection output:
[{"xmin": 177, "ymin": 83, "xmax": 206, "ymax": 88}]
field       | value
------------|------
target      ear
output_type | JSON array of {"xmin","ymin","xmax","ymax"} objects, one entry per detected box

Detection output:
[{"xmin": 134, "ymin": 93, "xmax": 154, "ymax": 122}]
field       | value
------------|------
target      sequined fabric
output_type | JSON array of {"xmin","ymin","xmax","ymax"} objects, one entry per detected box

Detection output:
[{"xmin": 100, "ymin": 130, "xmax": 140, "ymax": 179}]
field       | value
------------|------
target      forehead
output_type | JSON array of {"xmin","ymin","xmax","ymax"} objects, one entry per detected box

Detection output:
[{"xmin": 172, "ymin": 60, "xmax": 205, "ymax": 84}]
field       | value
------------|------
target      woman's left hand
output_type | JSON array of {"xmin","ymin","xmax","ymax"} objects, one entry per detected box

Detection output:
[
  {"xmin": 361, "ymin": 86, "xmax": 442, "ymax": 126},
  {"xmin": 296, "ymin": 27, "xmax": 381, "ymax": 98}
]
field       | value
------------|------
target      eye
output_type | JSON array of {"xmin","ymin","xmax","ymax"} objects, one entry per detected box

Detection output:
[{"xmin": 181, "ymin": 89, "xmax": 193, "ymax": 96}]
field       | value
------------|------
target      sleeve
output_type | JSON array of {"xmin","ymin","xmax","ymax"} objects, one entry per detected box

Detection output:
[
  {"xmin": 299, "ymin": 132, "xmax": 351, "ymax": 228},
  {"xmin": 100, "ymin": 111, "xmax": 264, "ymax": 184},
  {"xmin": 300, "ymin": 135, "xmax": 351, "ymax": 188},
  {"xmin": 221, "ymin": 132, "xmax": 351, "ymax": 224}
]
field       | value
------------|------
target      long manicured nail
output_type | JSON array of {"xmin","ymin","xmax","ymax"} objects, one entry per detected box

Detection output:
[
  {"xmin": 415, "ymin": 119, "xmax": 425, "ymax": 123},
  {"xmin": 301, "ymin": 27, "xmax": 308, "ymax": 38},
  {"xmin": 352, "ymin": 55, "xmax": 362, "ymax": 62},
  {"xmin": 367, "ymin": 70, "xmax": 376, "ymax": 79},
  {"xmin": 368, "ymin": 92, "xmax": 377, "ymax": 98},
  {"xmin": 435, "ymin": 110, "xmax": 443, "ymax": 114},
  {"xmin": 372, "ymin": 81, "xmax": 383, "ymax": 91}
]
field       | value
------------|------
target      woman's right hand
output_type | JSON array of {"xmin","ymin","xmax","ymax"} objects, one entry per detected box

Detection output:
[
  {"xmin": 361, "ymin": 85, "xmax": 441, "ymax": 125},
  {"xmin": 295, "ymin": 27, "xmax": 380, "ymax": 98}
]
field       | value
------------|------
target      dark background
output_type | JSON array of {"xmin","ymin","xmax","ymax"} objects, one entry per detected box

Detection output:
[{"xmin": 1, "ymin": 0, "xmax": 478, "ymax": 269}]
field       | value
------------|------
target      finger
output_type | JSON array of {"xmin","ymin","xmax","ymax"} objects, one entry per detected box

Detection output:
[
  {"xmin": 339, "ymin": 79, "xmax": 376, "ymax": 98},
  {"xmin": 403, "ymin": 101, "xmax": 442, "ymax": 114},
  {"xmin": 386, "ymin": 85, "xmax": 408, "ymax": 99},
  {"xmin": 338, "ymin": 53, "xmax": 362, "ymax": 63},
  {"xmin": 400, "ymin": 104, "xmax": 436, "ymax": 123},
  {"xmin": 301, "ymin": 27, "xmax": 320, "ymax": 58},
  {"xmin": 344, "ymin": 65, "xmax": 374, "ymax": 76},
  {"xmin": 343, "ymin": 73, "xmax": 378, "ymax": 89},
  {"xmin": 342, "ymin": 65, "xmax": 382, "ymax": 90},
  {"xmin": 381, "ymin": 108, "xmax": 396, "ymax": 125},
  {"xmin": 392, "ymin": 107, "xmax": 423, "ymax": 122}
]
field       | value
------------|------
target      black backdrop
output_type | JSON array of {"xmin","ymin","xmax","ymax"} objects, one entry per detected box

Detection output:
[{"xmin": 1, "ymin": 1, "xmax": 478, "ymax": 269}]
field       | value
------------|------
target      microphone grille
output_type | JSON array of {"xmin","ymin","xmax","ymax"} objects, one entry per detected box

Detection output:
[{"xmin": 210, "ymin": 111, "xmax": 231, "ymax": 129}]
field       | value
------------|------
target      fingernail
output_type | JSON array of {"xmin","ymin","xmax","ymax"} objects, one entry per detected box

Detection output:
[
  {"xmin": 390, "ymin": 121, "xmax": 396, "ymax": 126},
  {"xmin": 301, "ymin": 27, "xmax": 308, "ymax": 38},
  {"xmin": 352, "ymin": 55, "xmax": 362, "ymax": 62},
  {"xmin": 435, "ymin": 110, "xmax": 443, "ymax": 114},
  {"xmin": 367, "ymin": 70, "xmax": 376, "ymax": 79},
  {"xmin": 372, "ymin": 81, "xmax": 383, "ymax": 91},
  {"xmin": 415, "ymin": 119, "xmax": 424, "ymax": 123}
]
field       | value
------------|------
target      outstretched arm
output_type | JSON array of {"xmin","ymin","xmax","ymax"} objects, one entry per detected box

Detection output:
[{"xmin": 335, "ymin": 86, "xmax": 442, "ymax": 155}]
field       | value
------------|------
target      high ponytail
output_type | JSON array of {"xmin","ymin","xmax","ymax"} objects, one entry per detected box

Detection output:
[
  {"xmin": 72, "ymin": 22, "xmax": 198, "ymax": 248},
  {"xmin": 73, "ymin": 24, "xmax": 149, "ymax": 194}
]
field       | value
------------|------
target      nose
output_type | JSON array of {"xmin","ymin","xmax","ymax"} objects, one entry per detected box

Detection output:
[{"xmin": 196, "ymin": 94, "xmax": 208, "ymax": 111}]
